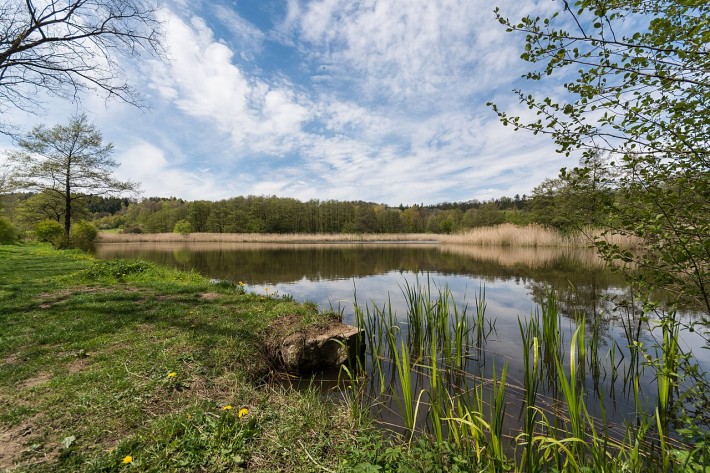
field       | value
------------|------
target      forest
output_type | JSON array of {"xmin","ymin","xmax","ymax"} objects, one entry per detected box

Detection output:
[{"xmin": 0, "ymin": 161, "xmax": 608, "ymax": 236}]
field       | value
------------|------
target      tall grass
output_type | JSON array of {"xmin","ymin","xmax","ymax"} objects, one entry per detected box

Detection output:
[
  {"xmin": 99, "ymin": 232, "xmax": 439, "ymax": 243},
  {"xmin": 99, "ymin": 225, "xmax": 642, "ymax": 248},
  {"xmin": 441, "ymin": 224, "xmax": 642, "ymax": 248}
]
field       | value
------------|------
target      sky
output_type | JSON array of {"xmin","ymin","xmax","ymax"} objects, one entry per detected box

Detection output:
[{"xmin": 1, "ymin": 0, "xmax": 572, "ymax": 206}]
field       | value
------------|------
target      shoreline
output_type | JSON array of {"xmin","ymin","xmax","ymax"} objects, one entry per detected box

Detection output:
[{"xmin": 98, "ymin": 224, "xmax": 641, "ymax": 248}]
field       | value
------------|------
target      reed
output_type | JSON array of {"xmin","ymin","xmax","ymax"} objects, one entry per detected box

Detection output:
[
  {"xmin": 99, "ymin": 226, "xmax": 642, "ymax": 249},
  {"xmin": 489, "ymin": 360, "xmax": 509, "ymax": 472},
  {"xmin": 518, "ymin": 316, "xmax": 541, "ymax": 471},
  {"xmin": 350, "ymin": 279, "xmax": 700, "ymax": 472},
  {"xmin": 539, "ymin": 294, "xmax": 563, "ymax": 385},
  {"xmin": 99, "ymin": 231, "xmax": 439, "ymax": 243},
  {"xmin": 441, "ymin": 224, "xmax": 642, "ymax": 248},
  {"xmin": 656, "ymin": 313, "xmax": 681, "ymax": 431}
]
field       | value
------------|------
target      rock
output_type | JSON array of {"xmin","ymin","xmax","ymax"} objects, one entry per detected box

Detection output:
[{"xmin": 271, "ymin": 322, "xmax": 364, "ymax": 373}]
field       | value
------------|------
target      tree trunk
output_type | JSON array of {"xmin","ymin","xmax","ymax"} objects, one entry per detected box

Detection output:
[{"xmin": 65, "ymin": 168, "xmax": 71, "ymax": 237}]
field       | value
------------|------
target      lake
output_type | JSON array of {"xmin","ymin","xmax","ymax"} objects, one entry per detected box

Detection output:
[{"xmin": 94, "ymin": 241, "xmax": 710, "ymax": 436}]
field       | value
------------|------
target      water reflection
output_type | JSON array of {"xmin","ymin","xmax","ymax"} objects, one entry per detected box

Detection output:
[{"xmin": 94, "ymin": 241, "xmax": 628, "ymax": 328}]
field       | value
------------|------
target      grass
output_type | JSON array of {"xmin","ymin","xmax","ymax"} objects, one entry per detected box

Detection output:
[{"xmin": 1, "ymin": 243, "xmax": 463, "ymax": 472}]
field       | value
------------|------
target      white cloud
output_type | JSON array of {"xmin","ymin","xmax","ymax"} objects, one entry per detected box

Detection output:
[
  {"xmin": 293, "ymin": 0, "xmax": 535, "ymax": 109},
  {"xmin": 116, "ymin": 142, "xmax": 236, "ymax": 200},
  {"xmin": 148, "ymin": 9, "xmax": 312, "ymax": 155},
  {"xmin": 212, "ymin": 4, "xmax": 266, "ymax": 58}
]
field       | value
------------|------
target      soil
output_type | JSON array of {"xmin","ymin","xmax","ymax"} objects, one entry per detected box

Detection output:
[{"xmin": 0, "ymin": 422, "xmax": 35, "ymax": 470}]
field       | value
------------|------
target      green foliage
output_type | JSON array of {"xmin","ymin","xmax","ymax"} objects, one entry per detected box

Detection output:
[
  {"xmin": 462, "ymin": 203, "xmax": 505, "ymax": 228},
  {"xmin": 120, "ymin": 223, "xmax": 144, "ymax": 234},
  {"xmin": 34, "ymin": 219, "xmax": 64, "ymax": 243},
  {"xmin": 6, "ymin": 114, "xmax": 139, "ymax": 237},
  {"xmin": 86, "ymin": 258, "xmax": 151, "ymax": 280},
  {"xmin": 0, "ymin": 216, "xmax": 18, "ymax": 244},
  {"xmin": 491, "ymin": 1, "xmax": 710, "ymax": 315},
  {"xmin": 15, "ymin": 190, "xmax": 89, "ymax": 231},
  {"xmin": 69, "ymin": 220, "xmax": 98, "ymax": 249},
  {"xmin": 173, "ymin": 218, "xmax": 192, "ymax": 235}
]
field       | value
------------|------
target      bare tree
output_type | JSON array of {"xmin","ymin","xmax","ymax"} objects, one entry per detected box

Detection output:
[
  {"xmin": 7, "ymin": 114, "xmax": 139, "ymax": 236},
  {"xmin": 0, "ymin": 0, "xmax": 163, "ymax": 134}
]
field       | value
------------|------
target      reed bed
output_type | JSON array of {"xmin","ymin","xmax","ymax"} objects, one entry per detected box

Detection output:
[
  {"xmin": 98, "ymin": 232, "xmax": 439, "ymax": 243},
  {"xmin": 345, "ymin": 278, "xmax": 705, "ymax": 472},
  {"xmin": 442, "ymin": 224, "xmax": 642, "ymax": 248},
  {"xmin": 99, "ymin": 225, "xmax": 642, "ymax": 249}
]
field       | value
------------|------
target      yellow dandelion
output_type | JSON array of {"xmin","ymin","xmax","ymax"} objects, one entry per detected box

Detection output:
[
  {"xmin": 122, "ymin": 455, "xmax": 133, "ymax": 464},
  {"xmin": 222, "ymin": 404, "xmax": 232, "ymax": 411},
  {"xmin": 238, "ymin": 408, "xmax": 248, "ymax": 418},
  {"xmin": 167, "ymin": 372, "xmax": 176, "ymax": 378},
  {"xmin": 238, "ymin": 281, "xmax": 245, "ymax": 286}
]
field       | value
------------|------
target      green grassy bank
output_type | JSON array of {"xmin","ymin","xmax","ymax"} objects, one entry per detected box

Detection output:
[{"xmin": 0, "ymin": 244, "xmax": 464, "ymax": 472}]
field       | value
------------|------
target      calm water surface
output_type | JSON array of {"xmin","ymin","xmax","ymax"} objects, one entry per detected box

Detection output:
[{"xmin": 94, "ymin": 241, "xmax": 709, "ymax": 432}]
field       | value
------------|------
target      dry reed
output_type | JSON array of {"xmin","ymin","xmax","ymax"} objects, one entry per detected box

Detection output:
[
  {"xmin": 98, "ymin": 232, "xmax": 438, "ymax": 244},
  {"xmin": 99, "ymin": 225, "xmax": 642, "ymax": 248},
  {"xmin": 441, "ymin": 224, "xmax": 641, "ymax": 248}
]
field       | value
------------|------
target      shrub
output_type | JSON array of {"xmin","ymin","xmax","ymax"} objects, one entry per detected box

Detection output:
[
  {"xmin": 0, "ymin": 217, "xmax": 18, "ymax": 244},
  {"xmin": 173, "ymin": 219, "xmax": 192, "ymax": 235},
  {"xmin": 70, "ymin": 220, "xmax": 98, "ymax": 249},
  {"xmin": 35, "ymin": 219, "xmax": 64, "ymax": 244},
  {"xmin": 121, "ymin": 224, "xmax": 143, "ymax": 234}
]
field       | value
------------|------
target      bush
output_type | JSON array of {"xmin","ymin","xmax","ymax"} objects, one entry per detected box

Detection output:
[
  {"xmin": 70, "ymin": 220, "xmax": 98, "ymax": 249},
  {"xmin": 121, "ymin": 224, "xmax": 143, "ymax": 234},
  {"xmin": 173, "ymin": 219, "xmax": 192, "ymax": 235},
  {"xmin": 0, "ymin": 217, "xmax": 18, "ymax": 244},
  {"xmin": 35, "ymin": 219, "xmax": 64, "ymax": 244}
]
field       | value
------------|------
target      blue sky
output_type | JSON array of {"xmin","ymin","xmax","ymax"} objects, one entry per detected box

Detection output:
[{"xmin": 2, "ymin": 0, "xmax": 570, "ymax": 206}]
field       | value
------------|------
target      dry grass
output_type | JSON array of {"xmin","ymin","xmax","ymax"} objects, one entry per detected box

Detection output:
[
  {"xmin": 441, "ymin": 224, "xmax": 642, "ymax": 248},
  {"xmin": 98, "ymin": 232, "xmax": 438, "ymax": 243},
  {"xmin": 99, "ymin": 226, "xmax": 642, "ymax": 249}
]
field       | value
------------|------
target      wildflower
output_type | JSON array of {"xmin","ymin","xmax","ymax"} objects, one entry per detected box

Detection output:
[
  {"xmin": 238, "ymin": 281, "xmax": 245, "ymax": 286},
  {"xmin": 238, "ymin": 408, "xmax": 248, "ymax": 418},
  {"xmin": 264, "ymin": 287, "xmax": 269, "ymax": 292},
  {"xmin": 167, "ymin": 372, "xmax": 176, "ymax": 378},
  {"xmin": 222, "ymin": 404, "xmax": 232, "ymax": 411},
  {"xmin": 122, "ymin": 455, "xmax": 133, "ymax": 464}
]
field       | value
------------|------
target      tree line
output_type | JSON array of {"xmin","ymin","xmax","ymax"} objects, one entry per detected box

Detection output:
[{"xmin": 0, "ymin": 161, "xmax": 615, "ymax": 236}]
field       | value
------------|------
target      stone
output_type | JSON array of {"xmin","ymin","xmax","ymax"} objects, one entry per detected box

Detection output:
[{"xmin": 276, "ymin": 323, "xmax": 363, "ymax": 373}]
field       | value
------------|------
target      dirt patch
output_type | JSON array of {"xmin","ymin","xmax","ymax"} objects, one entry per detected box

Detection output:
[
  {"xmin": 0, "ymin": 422, "xmax": 34, "ymax": 470},
  {"xmin": 198, "ymin": 292, "xmax": 221, "ymax": 300},
  {"xmin": 2, "ymin": 353, "xmax": 20, "ymax": 365},
  {"xmin": 67, "ymin": 358, "xmax": 90, "ymax": 374},
  {"xmin": 18, "ymin": 372, "xmax": 52, "ymax": 390}
]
